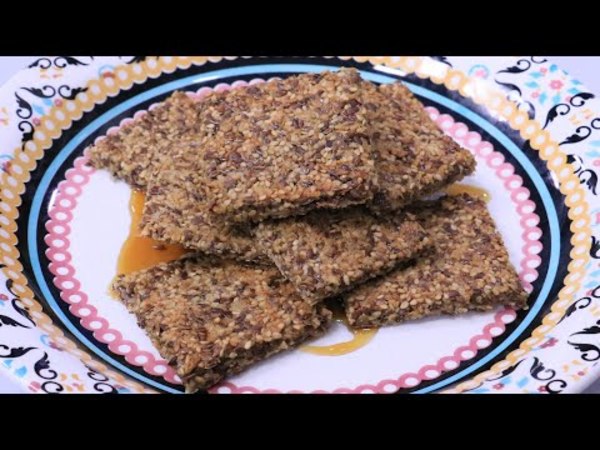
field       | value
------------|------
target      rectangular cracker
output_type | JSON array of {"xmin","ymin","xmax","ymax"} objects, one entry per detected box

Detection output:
[
  {"xmin": 87, "ymin": 91, "xmax": 200, "ymax": 189},
  {"xmin": 255, "ymin": 208, "xmax": 428, "ymax": 303},
  {"xmin": 140, "ymin": 144, "xmax": 266, "ymax": 263},
  {"xmin": 88, "ymin": 91, "xmax": 265, "ymax": 262},
  {"xmin": 363, "ymin": 82, "xmax": 476, "ymax": 212},
  {"xmin": 112, "ymin": 255, "xmax": 332, "ymax": 393},
  {"xmin": 200, "ymin": 68, "xmax": 377, "ymax": 223},
  {"xmin": 344, "ymin": 194, "xmax": 528, "ymax": 328}
]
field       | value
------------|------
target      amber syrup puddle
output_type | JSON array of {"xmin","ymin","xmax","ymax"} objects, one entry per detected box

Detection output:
[
  {"xmin": 444, "ymin": 184, "xmax": 490, "ymax": 203},
  {"xmin": 110, "ymin": 190, "xmax": 189, "ymax": 297},
  {"xmin": 301, "ymin": 301, "xmax": 377, "ymax": 356}
]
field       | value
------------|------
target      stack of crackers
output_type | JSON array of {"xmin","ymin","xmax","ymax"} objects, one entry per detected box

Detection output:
[{"xmin": 90, "ymin": 69, "xmax": 528, "ymax": 392}]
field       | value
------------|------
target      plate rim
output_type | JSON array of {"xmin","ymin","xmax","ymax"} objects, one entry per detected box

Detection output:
[{"xmin": 0, "ymin": 56, "xmax": 596, "ymax": 393}]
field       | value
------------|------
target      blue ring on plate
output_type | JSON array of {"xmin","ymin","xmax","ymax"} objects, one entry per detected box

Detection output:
[{"xmin": 27, "ymin": 63, "xmax": 561, "ymax": 393}]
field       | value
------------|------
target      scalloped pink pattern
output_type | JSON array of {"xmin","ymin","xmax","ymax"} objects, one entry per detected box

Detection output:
[
  {"xmin": 211, "ymin": 309, "xmax": 517, "ymax": 394},
  {"xmin": 45, "ymin": 86, "xmax": 542, "ymax": 393},
  {"xmin": 45, "ymin": 155, "xmax": 180, "ymax": 383}
]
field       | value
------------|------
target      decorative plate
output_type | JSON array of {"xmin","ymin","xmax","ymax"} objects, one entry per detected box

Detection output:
[{"xmin": 0, "ymin": 56, "xmax": 598, "ymax": 394}]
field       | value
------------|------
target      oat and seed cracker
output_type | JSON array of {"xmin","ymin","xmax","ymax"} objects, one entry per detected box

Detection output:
[
  {"xmin": 201, "ymin": 69, "xmax": 377, "ymax": 223},
  {"xmin": 113, "ymin": 255, "xmax": 332, "ymax": 393},
  {"xmin": 364, "ymin": 82, "xmax": 476, "ymax": 212},
  {"xmin": 344, "ymin": 194, "xmax": 528, "ymax": 328},
  {"xmin": 140, "ymin": 146, "xmax": 265, "ymax": 262},
  {"xmin": 87, "ymin": 91, "xmax": 200, "ymax": 189},
  {"xmin": 255, "ymin": 208, "xmax": 428, "ymax": 303}
]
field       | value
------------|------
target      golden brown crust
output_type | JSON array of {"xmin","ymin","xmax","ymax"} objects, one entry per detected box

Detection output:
[
  {"xmin": 364, "ymin": 82, "xmax": 476, "ymax": 212},
  {"xmin": 199, "ymin": 69, "xmax": 378, "ymax": 223},
  {"xmin": 112, "ymin": 255, "xmax": 332, "ymax": 392},
  {"xmin": 344, "ymin": 194, "xmax": 528, "ymax": 328},
  {"xmin": 88, "ymin": 91, "xmax": 268, "ymax": 262},
  {"xmin": 140, "ymin": 144, "xmax": 267, "ymax": 263},
  {"xmin": 255, "ymin": 208, "xmax": 428, "ymax": 303},
  {"xmin": 87, "ymin": 92, "xmax": 201, "ymax": 189}
]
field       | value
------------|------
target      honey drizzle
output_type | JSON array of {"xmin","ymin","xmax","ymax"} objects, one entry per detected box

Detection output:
[
  {"xmin": 444, "ymin": 184, "xmax": 490, "ymax": 202},
  {"xmin": 301, "ymin": 304, "xmax": 377, "ymax": 356},
  {"xmin": 116, "ymin": 190, "xmax": 188, "ymax": 277}
]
